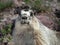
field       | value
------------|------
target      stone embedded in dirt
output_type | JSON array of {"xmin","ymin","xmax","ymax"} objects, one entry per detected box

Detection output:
[{"xmin": 36, "ymin": 15, "xmax": 58, "ymax": 30}]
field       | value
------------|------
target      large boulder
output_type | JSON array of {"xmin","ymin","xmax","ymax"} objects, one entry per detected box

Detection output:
[{"xmin": 36, "ymin": 12, "xmax": 58, "ymax": 31}]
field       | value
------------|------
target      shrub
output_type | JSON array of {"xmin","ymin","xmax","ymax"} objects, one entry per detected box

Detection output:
[
  {"xmin": 24, "ymin": 0, "xmax": 51, "ymax": 13},
  {"xmin": 24, "ymin": 0, "xmax": 43, "ymax": 12},
  {"xmin": 0, "ymin": 1, "xmax": 13, "ymax": 11},
  {"xmin": 0, "ymin": 24, "xmax": 12, "ymax": 42}
]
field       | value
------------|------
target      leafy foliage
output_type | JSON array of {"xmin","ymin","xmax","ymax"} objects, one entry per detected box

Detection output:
[
  {"xmin": 24, "ymin": 0, "xmax": 51, "ymax": 12},
  {"xmin": 57, "ymin": 20, "xmax": 60, "ymax": 25},
  {"xmin": 24, "ymin": 0, "xmax": 43, "ymax": 12},
  {"xmin": 0, "ymin": 1, "xmax": 13, "ymax": 10},
  {"xmin": 0, "ymin": 24, "xmax": 12, "ymax": 42}
]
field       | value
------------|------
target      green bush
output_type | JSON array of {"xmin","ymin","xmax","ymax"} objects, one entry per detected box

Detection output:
[
  {"xmin": 0, "ymin": 1, "xmax": 13, "ymax": 10},
  {"xmin": 0, "ymin": 24, "xmax": 12, "ymax": 42},
  {"xmin": 24, "ymin": 0, "xmax": 42, "ymax": 12},
  {"xmin": 24, "ymin": 0, "xmax": 51, "ymax": 12}
]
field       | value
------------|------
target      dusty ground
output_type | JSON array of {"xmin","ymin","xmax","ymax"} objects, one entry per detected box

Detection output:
[{"xmin": 56, "ymin": 32, "xmax": 60, "ymax": 45}]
